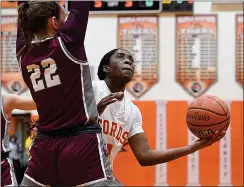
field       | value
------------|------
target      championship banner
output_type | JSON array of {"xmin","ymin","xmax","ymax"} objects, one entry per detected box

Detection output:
[
  {"xmin": 118, "ymin": 16, "xmax": 159, "ymax": 99},
  {"xmin": 1, "ymin": 16, "xmax": 28, "ymax": 94},
  {"xmin": 236, "ymin": 14, "xmax": 243, "ymax": 87},
  {"xmin": 176, "ymin": 15, "xmax": 218, "ymax": 97}
]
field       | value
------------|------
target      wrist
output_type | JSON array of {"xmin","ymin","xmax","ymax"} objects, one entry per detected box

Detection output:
[{"xmin": 190, "ymin": 141, "xmax": 203, "ymax": 153}]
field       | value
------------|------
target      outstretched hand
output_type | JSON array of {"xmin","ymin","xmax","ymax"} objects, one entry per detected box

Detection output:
[
  {"xmin": 97, "ymin": 92, "xmax": 124, "ymax": 115},
  {"xmin": 192, "ymin": 130, "xmax": 226, "ymax": 151}
]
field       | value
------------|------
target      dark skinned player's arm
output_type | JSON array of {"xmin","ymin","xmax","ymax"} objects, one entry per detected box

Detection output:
[{"xmin": 128, "ymin": 132, "xmax": 200, "ymax": 166}]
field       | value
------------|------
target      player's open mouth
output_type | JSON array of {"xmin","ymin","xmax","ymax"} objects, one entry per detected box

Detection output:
[{"xmin": 122, "ymin": 68, "xmax": 133, "ymax": 73}]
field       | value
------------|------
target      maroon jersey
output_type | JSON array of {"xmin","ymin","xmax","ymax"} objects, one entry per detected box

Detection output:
[
  {"xmin": 16, "ymin": 1, "xmax": 98, "ymax": 133},
  {"xmin": 1, "ymin": 96, "xmax": 10, "ymax": 154}
]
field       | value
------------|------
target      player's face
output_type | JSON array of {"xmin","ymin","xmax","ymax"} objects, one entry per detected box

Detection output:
[{"xmin": 108, "ymin": 49, "xmax": 135, "ymax": 82}]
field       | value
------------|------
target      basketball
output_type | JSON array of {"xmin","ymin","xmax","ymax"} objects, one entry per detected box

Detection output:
[{"xmin": 186, "ymin": 95, "xmax": 230, "ymax": 138}]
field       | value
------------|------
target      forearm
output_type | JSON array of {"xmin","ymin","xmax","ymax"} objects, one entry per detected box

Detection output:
[
  {"xmin": 69, "ymin": 1, "xmax": 90, "ymax": 13},
  {"xmin": 6, "ymin": 95, "xmax": 37, "ymax": 112},
  {"xmin": 14, "ymin": 99, "xmax": 37, "ymax": 111},
  {"xmin": 63, "ymin": 1, "xmax": 89, "ymax": 44},
  {"xmin": 139, "ymin": 144, "xmax": 196, "ymax": 166}
]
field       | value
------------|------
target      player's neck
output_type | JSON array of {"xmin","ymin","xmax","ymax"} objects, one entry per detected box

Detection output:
[
  {"xmin": 104, "ymin": 78, "xmax": 126, "ymax": 93},
  {"xmin": 35, "ymin": 31, "xmax": 56, "ymax": 40}
]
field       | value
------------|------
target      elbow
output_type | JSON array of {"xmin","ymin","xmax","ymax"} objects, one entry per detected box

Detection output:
[
  {"xmin": 136, "ymin": 153, "xmax": 168, "ymax": 166},
  {"xmin": 138, "ymin": 160, "xmax": 150, "ymax": 167},
  {"xmin": 137, "ymin": 156, "xmax": 152, "ymax": 167}
]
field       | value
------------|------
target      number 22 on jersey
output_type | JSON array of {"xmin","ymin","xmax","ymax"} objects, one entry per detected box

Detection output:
[{"xmin": 26, "ymin": 58, "xmax": 61, "ymax": 92}]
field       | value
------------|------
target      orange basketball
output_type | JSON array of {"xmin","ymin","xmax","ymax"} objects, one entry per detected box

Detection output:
[{"xmin": 186, "ymin": 95, "xmax": 230, "ymax": 138}]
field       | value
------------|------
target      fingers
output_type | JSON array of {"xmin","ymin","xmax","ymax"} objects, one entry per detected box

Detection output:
[
  {"xmin": 108, "ymin": 92, "xmax": 123, "ymax": 98},
  {"xmin": 97, "ymin": 92, "xmax": 124, "ymax": 115},
  {"xmin": 214, "ymin": 131, "xmax": 226, "ymax": 141},
  {"xmin": 101, "ymin": 92, "xmax": 124, "ymax": 103},
  {"xmin": 211, "ymin": 130, "xmax": 226, "ymax": 142},
  {"xmin": 195, "ymin": 130, "xmax": 227, "ymax": 150},
  {"xmin": 98, "ymin": 98, "xmax": 118, "ymax": 108},
  {"xmin": 211, "ymin": 131, "xmax": 219, "ymax": 139},
  {"xmin": 105, "ymin": 99, "xmax": 118, "ymax": 105},
  {"xmin": 97, "ymin": 98, "xmax": 119, "ymax": 115}
]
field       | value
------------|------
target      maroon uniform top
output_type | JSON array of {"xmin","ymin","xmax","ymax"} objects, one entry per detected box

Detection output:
[
  {"xmin": 16, "ymin": 1, "xmax": 98, "ymax": 133},
  {"xmin": 1, "ymin": 95, "xmax": 10, "ymax": 155}
]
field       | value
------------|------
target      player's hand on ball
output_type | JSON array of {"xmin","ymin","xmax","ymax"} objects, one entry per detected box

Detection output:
[
  {"xmin": 193, "ymin": 130, "xmax": 226, "ymax": 151},
  {"xmin": 97, "ymin": 92, "xmax": 124, "ymax": 115}
]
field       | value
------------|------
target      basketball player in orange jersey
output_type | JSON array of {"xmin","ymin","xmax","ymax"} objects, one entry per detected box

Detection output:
[
  {"xmin": 93, "ymin": 48, "xmax": 226, "ymax": 171},
  {"xmin": 16, "ymin": 1, "xmax": 120, "ymax": 186},
  {"xmin": 1, "ymin": 94, "xmax": 36, "ymax": 187}
]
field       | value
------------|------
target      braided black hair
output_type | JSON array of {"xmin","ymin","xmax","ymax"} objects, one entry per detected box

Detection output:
[{"xmin": 97, "ymin": 48, "xmax": 119, "ymax": 80}]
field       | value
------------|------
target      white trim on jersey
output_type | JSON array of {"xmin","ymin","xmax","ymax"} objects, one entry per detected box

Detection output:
[
  {"xmin": 96, "ymin": 133, "xmax": 107, "ymax": 180},
  {"xmin": 1, "ymin": 95, "xmax": 11, "ymax": 152},
  {"xmin": 18, "ymin": 55, "xmax": 22, "ymax": 72},
  {"xmin": 79, "ymin": 65, "xmax": 89, "ymax": 123},
  {"xmin": 77, "ymin": 177, "xmax": 107, "ymax": 186},
  {"xmin": 24, "ymin": 174, "xmax": 46, "ymax": 187},
  {"xmin": 1, "ymin": 95, "xmax": 10, "ymax": 122},
  {"xmin": 31, "ymin": 36, "xmax": 54, "ymax": 44},
  {"xmin": 7, "ymin": 158, "xmax": 18, "ymax": 186},
  {"xmin": 77, "ymin": 134, "xmax": 108, "ymax": 186},
  {"xmin": 58, "ymin": 36, "xmax": 90, "ymax": 122},
  {"xmin": 2, "ymin": 119, "xmax": 9, "ymax": 152},
  {"xmin": 57, "ymin": 37, "xmax": 88, "ymax": 65}
]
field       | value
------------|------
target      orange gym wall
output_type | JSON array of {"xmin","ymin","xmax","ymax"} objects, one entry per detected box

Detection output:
[
  {"xmin": 29, "ymin": 100, "xmax": 243, "ymax": 186},
  {"xmin": 112, "ymin": 101, "xmax": 243, "ymax": 186}
]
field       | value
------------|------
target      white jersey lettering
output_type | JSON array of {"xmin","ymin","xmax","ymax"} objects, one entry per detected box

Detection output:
[{"xmin": 92, "ymin": 81, "xmax": 144, "ymax": 165}]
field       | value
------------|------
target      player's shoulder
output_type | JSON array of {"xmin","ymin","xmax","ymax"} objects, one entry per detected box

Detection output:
[
  {"xmin": 92, "ymin": 80, "xmax": 107, "ymax": 93},
  {"xmin": 92, "ymin": 80, "xmax": 109, "ymax": 102},
  {"xmin": 126, "ymin": 99, "xmax": 142, "ymax": 121},
  {"xmin": 92, "ymin": 80, "xmax": 106, "ymax": 89},
  {"xmin": 131, "ymin": 102, "xmax": 141, "ymax": 114}
]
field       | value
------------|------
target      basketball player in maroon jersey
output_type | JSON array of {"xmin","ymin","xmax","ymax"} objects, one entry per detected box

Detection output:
[
  {"xmin": 16, "ymin": 1, "xmax": 119, "ymax": 186},
  {"xmin": 1, "ymin": 94, "xmax": 36, "ymax": 187}
]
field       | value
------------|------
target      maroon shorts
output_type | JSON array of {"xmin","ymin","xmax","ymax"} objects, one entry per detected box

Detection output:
[
  {"xmin": 24, "ymin": 133, "xmax": 113, "ymax": 186},
  {"xmin": 1, "ymin": 158, "xmax": 18, "ymax": 186}
]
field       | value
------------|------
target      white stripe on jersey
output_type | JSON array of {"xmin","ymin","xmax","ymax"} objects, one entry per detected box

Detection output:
[
  {"xmin": 1, "ymin": 95, "xmax": 11, "ymax": 152},
  {"xmin": 7, "ymin": 158, "xmax": 18, "ymax": 186},
  {"xmin": 58, "ymin": 37, "xmax": 90, "ymax": 122},
  {"xmin": 58, "ymin": 37, "xmax": 88, "ymax": 65}
]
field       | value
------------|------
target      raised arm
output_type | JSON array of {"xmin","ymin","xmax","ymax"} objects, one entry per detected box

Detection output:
[
  {"xmin": 61, "ymin": 1, "xmax": 90, "ymax": 45},
  {"xmin": 16, "ymin": 1, "xmax": 27, "ymax": 60},
  {"xmin": 3, "ymin": 94, "xmax": 37, "ymax": 118}
]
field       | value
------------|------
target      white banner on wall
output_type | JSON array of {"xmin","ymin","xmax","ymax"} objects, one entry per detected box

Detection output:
[
  {"xmin": 118, "ymin": 16, "xmax": 159, "ymax": 99},
  {"xmin": 176, "ymin": 15, "xmax": 218, "ymax": 98},
  {"xmin": 186, "ymin": 101, "xmax": 200, "ymax": 186},
  {"xmin": 218, "ymin": 101, "xmax": 232, "ymax": 186},
  {"xmin": 154, "ymin": 100, "xmax": 168, "ymax": 186}
]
